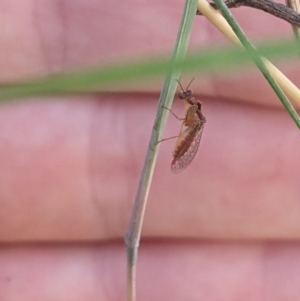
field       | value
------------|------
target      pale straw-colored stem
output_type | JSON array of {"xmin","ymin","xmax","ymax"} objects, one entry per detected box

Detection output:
[
  {"xmin": 197, "ymin": 0, "xmax": 300, "ymax": 107},
  {"xmin": 285, "ymin": 0, "xmax": 300, "ymax": 45}
]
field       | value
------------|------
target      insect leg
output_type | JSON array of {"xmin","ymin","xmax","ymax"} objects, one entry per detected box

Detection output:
[
  {"xmin": 156, "ymin": 135, "xmax": 180, "ymax": 146},
  {"xmin": 162, "ymin": 106, "xmax": 184, "ymax": 121},
  {"xmin": 150, "ymin": 135, "xmax": 179, "ymax": 151}
]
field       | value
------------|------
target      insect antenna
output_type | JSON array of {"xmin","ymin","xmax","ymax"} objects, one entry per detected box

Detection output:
[
  {"xmin": 186, "ymin": 77, "xmax": 195, "ymax": 90},
  {"xmin": 176, "ymin": 78, "xmax": 196, "ymax": 92},
  {"xmin": 176, "ymin": 79, "xmax": 185, "ymax": 92}
]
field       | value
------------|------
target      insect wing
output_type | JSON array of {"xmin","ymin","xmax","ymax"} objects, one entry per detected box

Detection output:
[{"xmin": 171, "ymin": 123, "xmax": 204, "ymax": 173}]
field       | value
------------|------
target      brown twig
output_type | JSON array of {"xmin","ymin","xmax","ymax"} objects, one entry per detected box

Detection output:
[{"xmin": 197, "ymin": 0, "xmax": 300, "ymax": 27}]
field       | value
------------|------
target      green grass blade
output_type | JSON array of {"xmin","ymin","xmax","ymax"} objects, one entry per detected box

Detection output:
[
  {"xmin": 125, "ymin": 1, "xmax": 198, "ymax": 300},
  {"xmin": 0, "ymin": 38, "xmax": 298, "ymax": 101},
  {"xmin": 212, "ymin": 0, "xmax": 300, "ymax": 128}
]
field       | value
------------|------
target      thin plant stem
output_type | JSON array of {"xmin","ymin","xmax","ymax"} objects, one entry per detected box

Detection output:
[
  {"xmin": 197, "ymin": 0, "xmax": 300, "ymax": 128},
  {"xmin": 285, "ymin": 0, "xmax": 300, "ymax": 50},
  {"xmin": 124, "ymin": 1, "xmax": 198, "ymax": 301}
]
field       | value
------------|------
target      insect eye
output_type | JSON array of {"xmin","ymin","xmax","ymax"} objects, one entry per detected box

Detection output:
[
  {"xmin": 186, "ymin": 89, "xmax": 193, "ymax": 97},
  {"xmin": 178, "ymin": 92, "xmax": 185, "ymax": 99}
]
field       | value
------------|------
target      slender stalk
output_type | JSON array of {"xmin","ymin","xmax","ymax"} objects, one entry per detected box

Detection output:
[
  {"xmin": 198, "ymin": 0, "xmax": 300, "ymax": 128},
  {"xmin": 124, "ymin": 1, "xmax": 198, "ymax": 300},
  {"xmin": 285, "ymin": 0, "xmax": 300, "ymax": 48}
]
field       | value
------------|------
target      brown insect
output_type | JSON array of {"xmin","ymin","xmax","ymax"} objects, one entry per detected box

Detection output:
[{"xmin": 165, "ymin": 79, "xmax": 206, "ymax": 173}]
